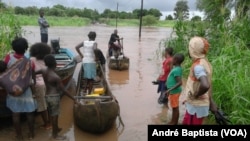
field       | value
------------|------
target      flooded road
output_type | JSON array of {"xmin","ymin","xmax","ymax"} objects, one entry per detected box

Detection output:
[{"xmin": 0, "ymin": 25, "xmax": 179, "ymax": 141}]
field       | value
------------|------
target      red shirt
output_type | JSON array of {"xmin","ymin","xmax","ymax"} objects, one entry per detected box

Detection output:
[{"xmin": 159, "ymin": 57, "xmax": 172, "ymax": 81}]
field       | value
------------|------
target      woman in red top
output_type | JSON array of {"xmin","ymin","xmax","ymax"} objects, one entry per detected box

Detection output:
[{"xmin": 157, "ymin": 47, "xmax": 173, "ymax": 104}]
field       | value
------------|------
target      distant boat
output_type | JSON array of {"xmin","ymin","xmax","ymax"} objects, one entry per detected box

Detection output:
[
  {"xmin": 0, "ymin": 39, "xmax": 78, "ymax": 118},
  {"xmin": 107, "ymin": 39, "xmax": 129, "ymax": 71}
]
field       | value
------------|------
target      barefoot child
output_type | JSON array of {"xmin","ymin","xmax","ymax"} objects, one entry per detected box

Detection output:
[
  {"xmin": 37, "ymin": 54, "xmax": 77, "ymax": 140},
  {"xmin": 156, "ymin": 47, "xmax": 173, "ymax": 104},
  {"xmin": 30, "ymin": 43, "xmax": 51, "ymax": 130},
  {"xmin": 164, "ymin": 53, "xmax": 185, "ymax": 125}
]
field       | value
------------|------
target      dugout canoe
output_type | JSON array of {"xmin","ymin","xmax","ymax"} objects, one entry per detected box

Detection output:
[
  {"xmin": 0, "ymin": 46, "xmax": 78, "ymax": 118},
  {"xmin": 107, "ymin": 54, "xmax": 129, "ymax": 71},
  {"xmin": 107, "ymin": 38, "xmax": 129, "ymax": 71},
  {"xmin": 73, "ymin": 63, "xmax": 124, "ymax": 134}
]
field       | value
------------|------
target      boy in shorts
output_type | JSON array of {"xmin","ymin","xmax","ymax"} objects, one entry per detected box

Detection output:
[
  {"xmin": 164, "ymin": 53, "xmax": 185, "ymax": 125},
  {"xmin": 37, "ymin": 54, "xmax": 77, "ymax": 140}
]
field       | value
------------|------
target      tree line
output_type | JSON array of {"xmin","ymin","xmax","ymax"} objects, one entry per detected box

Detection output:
[{"xmin": 0, "ymin": 1, "xmax": 163, "ymax": 21}]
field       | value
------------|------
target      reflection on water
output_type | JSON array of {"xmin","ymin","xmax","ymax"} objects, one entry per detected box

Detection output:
[
  {"xmin": 0, "ymin": 25, "xmax": 173, "ymax": 141},
  {"xmin": 107, "ymin": 69, "xmax": 129, "ymax": 85}
]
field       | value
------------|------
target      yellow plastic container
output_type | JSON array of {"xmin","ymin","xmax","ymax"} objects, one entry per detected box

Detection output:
[
  {"xmin": 94, "ymin": 88, "xmax": 105, "ymax": 94},
  {"xmin": 88, "ymin": 94, "xmax": 100, "ymax": 97},
  {"xmin": 85, "ymin": 94, "xmax": 100, "ymax": 104}
]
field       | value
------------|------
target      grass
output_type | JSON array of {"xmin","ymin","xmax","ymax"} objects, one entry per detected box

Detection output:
[
  {"xmin": 15, "ymin": 15, "xmax": 175, "ymax": 27},
  {"xmin": 16, "ymin": 15, "xmax": 91, "ymax": 26}
]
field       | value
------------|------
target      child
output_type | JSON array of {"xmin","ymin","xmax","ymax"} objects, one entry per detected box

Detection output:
[
  {"xmin": 37, "ymin": 54, "xmax": 77, "ymax": 140},
  {"xmin": 164, "ymin": 53, "xmax": 185, "ymax": 125},
  {"xmin": 0, "ymin": 60, "xmax": 7, "ymax": 73},
  {"xmin": 29, "ymin": 42, "xmax": 52, "ymax": 130},
  {"xmin": 94, "ymin": 48, "xmax": 106, "ymax": 72},
  {"xmin": 156, "ymin": 47, "xmax": 173, "ymax": 104}
]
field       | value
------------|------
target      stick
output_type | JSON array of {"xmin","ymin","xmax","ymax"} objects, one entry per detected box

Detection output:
[{"xmin": 74, "ymin": 95, "xmax": 112, "ymax": 99}]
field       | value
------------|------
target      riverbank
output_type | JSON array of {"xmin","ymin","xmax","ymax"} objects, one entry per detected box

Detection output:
[{"xmin": 16, "ymin": 15, "xmax": 175, "ymax": 27}]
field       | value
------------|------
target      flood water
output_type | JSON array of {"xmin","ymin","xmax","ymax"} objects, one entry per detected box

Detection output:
[{"xmin": 0, "ymin": 25, "xmax": 187, "ymax": 141}]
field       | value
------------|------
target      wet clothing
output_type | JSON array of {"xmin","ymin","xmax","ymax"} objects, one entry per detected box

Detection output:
[
  {"xmin": 166, "ymin": 66, "xmax": 182, "ymax": 94},
  {"xmin": 45, "ymin": 94, "xmax": 60, "ymax": 116},
  {"xmin": 4, "ymin": 53, "xmax": 36, "ymax": 113}
]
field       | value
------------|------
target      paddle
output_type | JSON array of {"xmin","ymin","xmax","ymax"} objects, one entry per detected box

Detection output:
[{"xmin": 120, "ymin": 38, "xmax": 124, "ymax": 56}]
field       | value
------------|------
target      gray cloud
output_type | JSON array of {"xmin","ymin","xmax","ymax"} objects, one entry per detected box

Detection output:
[{"xmin": 2, "ymin": 0, "xmax": 198, "ymax": 12}]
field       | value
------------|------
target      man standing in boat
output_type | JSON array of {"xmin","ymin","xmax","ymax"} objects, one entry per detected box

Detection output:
[{"xmin": 108, "ymin": 29, "xmax": 123, "ymax": 57}]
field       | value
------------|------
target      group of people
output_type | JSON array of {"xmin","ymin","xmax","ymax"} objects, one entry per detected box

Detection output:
[
  {"xmin": 0, "ymin": 37, "xmax": 77, "ymax": 141},
  {"xmin": 155, "ymin": 36, "xmax": 219, "ymax": 125}
]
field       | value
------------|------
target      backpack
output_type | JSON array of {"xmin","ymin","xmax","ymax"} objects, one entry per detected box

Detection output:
[{"xmin": 0, "ymin": 55, "xmax": 32, "ymax": 96}]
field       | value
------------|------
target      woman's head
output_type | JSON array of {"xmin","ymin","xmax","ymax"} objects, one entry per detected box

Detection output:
[
  {"xmin": 88, "ymin": 31, "xmax": 96, "ymax": 40},
  {"xmin": 11, "ymin": 37, "xmax": 28, "ymax": 54},
  {"xmin": 30, "ymin": 42, "xmax": 51, "ymax": 60},
  {"xmin": 188, "ymin": 36, "xmax": 209, "ymax": 60}
]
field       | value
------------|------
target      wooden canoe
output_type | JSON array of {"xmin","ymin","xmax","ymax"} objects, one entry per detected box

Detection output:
[
  {"xmin": 107, "ymin": 55, "xmax": 129, "ymax": 70},
  {"xmin": 73, "ymin": 63, "xmax": 124, "ymax": 134},
  {"xmin": 0, "ymin": 47, "xmax": 77, "ymax": 118},
  {"xmin": 107, "ymin": 39, "xmax": 129, "ymax": 71}
]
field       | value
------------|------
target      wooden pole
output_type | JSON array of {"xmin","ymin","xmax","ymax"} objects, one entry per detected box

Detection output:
[
  {"xmin": 139, "ymin": 0, "xmax": 143, "ymax": 40},
  {"xmin": 116, "ymin": 2, "xmax": 118, "ymax": 29}
]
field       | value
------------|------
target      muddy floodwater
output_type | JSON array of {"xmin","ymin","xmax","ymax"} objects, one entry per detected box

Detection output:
[{"xmin": 0, "ymin": 25, "xmax": 187, "ymax": 141}]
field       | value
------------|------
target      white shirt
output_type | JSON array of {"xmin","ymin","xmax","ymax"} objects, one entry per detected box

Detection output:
[{"xmin": 82, "ymin": 40, "xmax": 97, "ymax": 63}]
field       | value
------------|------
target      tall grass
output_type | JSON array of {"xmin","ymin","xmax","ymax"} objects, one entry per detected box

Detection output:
[
  {"xmin": 0, "ymin": 9, "xmax": 22, "ymax": 59},
  {"xmin": 16, "ymin": 15, "xmax": 91, "ymax": 26},
  {"xmin": 162, "ymin": 16, "xmax": 250, "ymax": 124}
]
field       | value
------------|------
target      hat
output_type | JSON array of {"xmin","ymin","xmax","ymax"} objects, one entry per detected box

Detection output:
[{"xmin": 188, "ymin": 36, "xmax": 209, "ymax": 60}]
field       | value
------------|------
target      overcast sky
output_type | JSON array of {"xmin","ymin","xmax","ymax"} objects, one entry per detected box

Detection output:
[{"xmin": 2, "ymin": 0, "xmax": 198, "ymax": 12}]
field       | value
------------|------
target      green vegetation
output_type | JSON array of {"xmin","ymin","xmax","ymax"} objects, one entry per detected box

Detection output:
[
  {"xmin": 0, "ymin": 9, "xmax": 22, "ymax": 58},
  {"xmin": 164, "ymin": 0, "xmax": 250, "ymax": 124},
  {"xmin": 14, "ymin": 15, "xmax": 174, "ymax": 27},
  {"xmin": 2, "ymin": 0, "xmax": 250, "ymax": 125},
  {"xmin": 17, "ymin": 15, "xmax": 91, "ymax": 26}
]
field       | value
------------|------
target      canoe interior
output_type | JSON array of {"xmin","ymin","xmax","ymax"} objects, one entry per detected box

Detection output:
[{"xmin": 74, "ymin": 64, "xmax": 120, "ymax": 134}]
